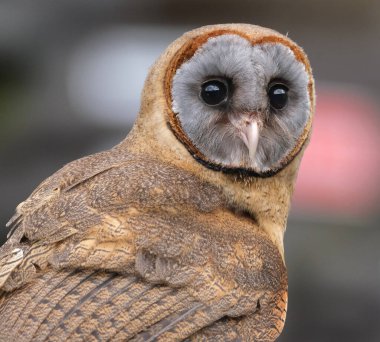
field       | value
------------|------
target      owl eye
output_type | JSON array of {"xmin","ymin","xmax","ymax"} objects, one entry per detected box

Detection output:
[
  {"xmin": 200, "ymin": 79, "xmax": 229, "ymax": 106},
  {"xmin": 268, "ymin": 83, "xmax": 289, "ymax": 110}
]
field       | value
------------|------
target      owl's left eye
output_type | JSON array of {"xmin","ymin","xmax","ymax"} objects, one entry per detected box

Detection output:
[
  {"xmin": 200, "ymin": 79, "xmax": 229, "ymax": 106},
  {"xmin": 268, "ymin": 83, "xmax": 289, "ymax": 110}
]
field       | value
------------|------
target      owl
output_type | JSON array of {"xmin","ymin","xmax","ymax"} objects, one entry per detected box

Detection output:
[{"xmin": 0, "ymin": 24, "xmax": 314, "ymax": 341}]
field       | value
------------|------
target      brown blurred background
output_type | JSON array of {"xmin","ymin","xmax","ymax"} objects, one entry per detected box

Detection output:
[{"xmin": 1, "ymin": 1, "xmax": 379, "ymax": 341}]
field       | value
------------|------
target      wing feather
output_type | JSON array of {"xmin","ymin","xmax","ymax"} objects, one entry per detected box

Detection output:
[
  {"xmin": 0, "ymin": 248, "xmax": 23, "ymax": 288},
  {"xmin": 0, "ymin": 270, "xmax": 228, "ymax": 342}
]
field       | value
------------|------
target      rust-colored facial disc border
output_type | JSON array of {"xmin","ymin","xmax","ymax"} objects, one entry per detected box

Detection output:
[{"xmin": 164, "ymin": 29, "xmax": 314, "ymax": 178}]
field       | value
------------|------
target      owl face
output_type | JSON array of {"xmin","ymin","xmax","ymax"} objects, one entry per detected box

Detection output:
[{"xmin": 169, "ymin": 33, "xmax": 312, "ymax": 176}]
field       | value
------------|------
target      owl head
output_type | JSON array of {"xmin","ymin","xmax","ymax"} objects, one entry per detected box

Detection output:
[{"xmin": 135, "ymin": 24, "xmax": 315, "ymax": 179}]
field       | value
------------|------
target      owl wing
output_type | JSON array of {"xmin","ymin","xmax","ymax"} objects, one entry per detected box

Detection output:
[
  {"xmin": 0, "ymin": 149, "xmax": 287, "ymax": 341},
  {"xmin": 0, "ymin": 270, "xmax": 222, "ymax": 341}
]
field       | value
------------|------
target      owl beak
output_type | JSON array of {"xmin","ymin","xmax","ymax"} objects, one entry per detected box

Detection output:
[{"xmin": 239, "ymin": 120, "xmax": 259, "ymax": 161}]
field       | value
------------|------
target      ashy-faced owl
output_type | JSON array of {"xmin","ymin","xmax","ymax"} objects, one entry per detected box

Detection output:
[{"xmin": 0, "ymin": 24, "xmax": 314, "ymax": 341}]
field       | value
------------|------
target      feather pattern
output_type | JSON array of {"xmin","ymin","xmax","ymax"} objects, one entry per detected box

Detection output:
[
  {"xmin": 0, "ymin": 23, "xmax": 315, "ymax": 341},
  {"xmin": 0, "ymin": 150, "xmax": 287, "ymax": 341}
]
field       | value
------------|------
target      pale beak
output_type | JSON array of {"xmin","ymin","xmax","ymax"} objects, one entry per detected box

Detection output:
[{"xmin": 239, "ymin": 120, "xmax": 259, "ymax": 161}]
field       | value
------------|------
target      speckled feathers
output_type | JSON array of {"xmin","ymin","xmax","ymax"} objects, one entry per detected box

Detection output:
[{"xmin": 0, "ymin": 24, "xmax": 314, "ymax": 341}]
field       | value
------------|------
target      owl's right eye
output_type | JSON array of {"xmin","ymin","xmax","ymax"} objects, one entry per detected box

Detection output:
[{"xmin": 200, "ymin": 79, "xmax": 229, "ymax": 106}]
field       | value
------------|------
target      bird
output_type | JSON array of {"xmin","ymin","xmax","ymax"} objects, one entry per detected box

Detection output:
[{"xmin": 0, "ymin": 23, "xmax": 315, "ymax": 341}]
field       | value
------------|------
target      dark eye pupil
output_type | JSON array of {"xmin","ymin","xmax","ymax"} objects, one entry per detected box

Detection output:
[
  {"xmin": 200, "ymin": 80, "xmax": 228, "ymax": 106},
  {"xmin": 268, "ymin": 83, "xmax": 289, "ymax": 109}
]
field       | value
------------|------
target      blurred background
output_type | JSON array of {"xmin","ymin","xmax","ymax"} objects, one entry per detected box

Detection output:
[{"xmin": 0, "ymin": 1, "xmax": 379, "ymax": 341}]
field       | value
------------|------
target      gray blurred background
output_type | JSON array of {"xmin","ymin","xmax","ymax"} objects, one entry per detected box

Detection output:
[{"xmin": 1, "ymin": 1, "xmax": 379, "ymax": 341}]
